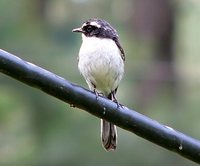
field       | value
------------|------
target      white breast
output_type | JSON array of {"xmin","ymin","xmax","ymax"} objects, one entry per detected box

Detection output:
[{"xmin": 78, "ymin": 36, "xmax": 124, "ymax": 96}]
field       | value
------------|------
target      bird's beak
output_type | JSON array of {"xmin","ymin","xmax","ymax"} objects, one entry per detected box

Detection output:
[{"xmin": 72, "ymin": 27, "xmax": 84, "ymax": 33}]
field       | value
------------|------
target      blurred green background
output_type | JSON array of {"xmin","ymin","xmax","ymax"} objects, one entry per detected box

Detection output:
[{"xmin": 0, "ymin": 0, "xmax": 200, "ymax": 165}]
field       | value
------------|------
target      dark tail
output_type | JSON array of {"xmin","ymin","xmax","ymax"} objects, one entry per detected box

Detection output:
[
  {"xmin": 101, "ymin": 90, "xmax": 118, "ymax": 151},
  {"xmin": 101, "ymin": 119, "xmax": 117, "ymax": 151}
]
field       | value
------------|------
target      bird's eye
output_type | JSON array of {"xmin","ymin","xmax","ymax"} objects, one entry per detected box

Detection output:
[{"xmin": 85, "ymin": 25, "xmax": 94, "ymax": 33}]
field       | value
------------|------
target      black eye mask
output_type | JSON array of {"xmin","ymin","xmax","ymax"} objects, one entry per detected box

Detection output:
[{"xmin": 83, "ymin": 25, "xmax": 99, "ymax": 37}]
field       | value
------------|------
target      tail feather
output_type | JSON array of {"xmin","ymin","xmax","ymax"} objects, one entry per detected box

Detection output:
[
  {"xmin": 101, "ymin": 119, "xmax": 117, "ymax": 151},
  {"xmin": 99, "ymin": 90, "xmax": 118, "ymax": 151}
]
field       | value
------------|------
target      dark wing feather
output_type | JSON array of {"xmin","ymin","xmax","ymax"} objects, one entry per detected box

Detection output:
[{"xmin": 113, "ymin": 37, "xmax": 125, "ymax": 61}]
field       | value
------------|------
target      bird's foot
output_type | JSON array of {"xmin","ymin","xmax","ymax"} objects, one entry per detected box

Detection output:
[
  {"xmin": 111, "ymin": 91, "xmax": 123, "ymax": 108},
  {"xmin": 113, "ymin": 98, "xmax": 123, "ymax": 108},
  {"xmin": 93, "ymin": 89, "xmax": 103, "ymax": 100}
]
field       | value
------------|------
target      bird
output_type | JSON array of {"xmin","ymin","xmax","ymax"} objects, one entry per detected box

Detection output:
[{"xmin": 72, "ymin": 18, "xmax": 125, "ymax": 151}]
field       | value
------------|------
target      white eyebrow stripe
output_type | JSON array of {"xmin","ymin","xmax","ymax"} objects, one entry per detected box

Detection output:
[
  {"xmin": 90, "ymin": 21, "xmax": 101, "ymax": 28},
  {"xmin": 82, "ymin": 23, "xmax": 87, "ymax": 28},
  {"xmin": 82, "ymin": 21, "xmax": 101, "ymax": 29}
]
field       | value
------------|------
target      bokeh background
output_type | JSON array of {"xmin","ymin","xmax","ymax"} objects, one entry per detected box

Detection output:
[{"xmin": 0, "ymin": 0, "xmax": 200, "ymax": 165}]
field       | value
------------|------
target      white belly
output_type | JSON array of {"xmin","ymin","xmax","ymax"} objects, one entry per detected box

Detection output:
[{"xmin": 78, "ymin": 36, "xmax": 124, "ymax": 96}]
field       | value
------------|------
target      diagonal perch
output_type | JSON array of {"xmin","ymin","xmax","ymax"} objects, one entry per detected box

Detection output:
[{"xmin": 0, "ymin": 49, "xmax": 200, "ymax": 164}]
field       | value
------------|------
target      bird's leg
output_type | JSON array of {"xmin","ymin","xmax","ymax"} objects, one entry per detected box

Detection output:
[
  {"xmin": 93, "ymin": 89, "xmax": 104, "ymax": 100},
  {"xmin": 111, "ymin": 91, "xmax": 123, "ymax": 108},
  {"xmin": 91, "ymin": 82, "xmax": 100, "ymax": 100},
  {"xmin": 94, "ymin": 89, "xmax": 99, "ymax": 100}
]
